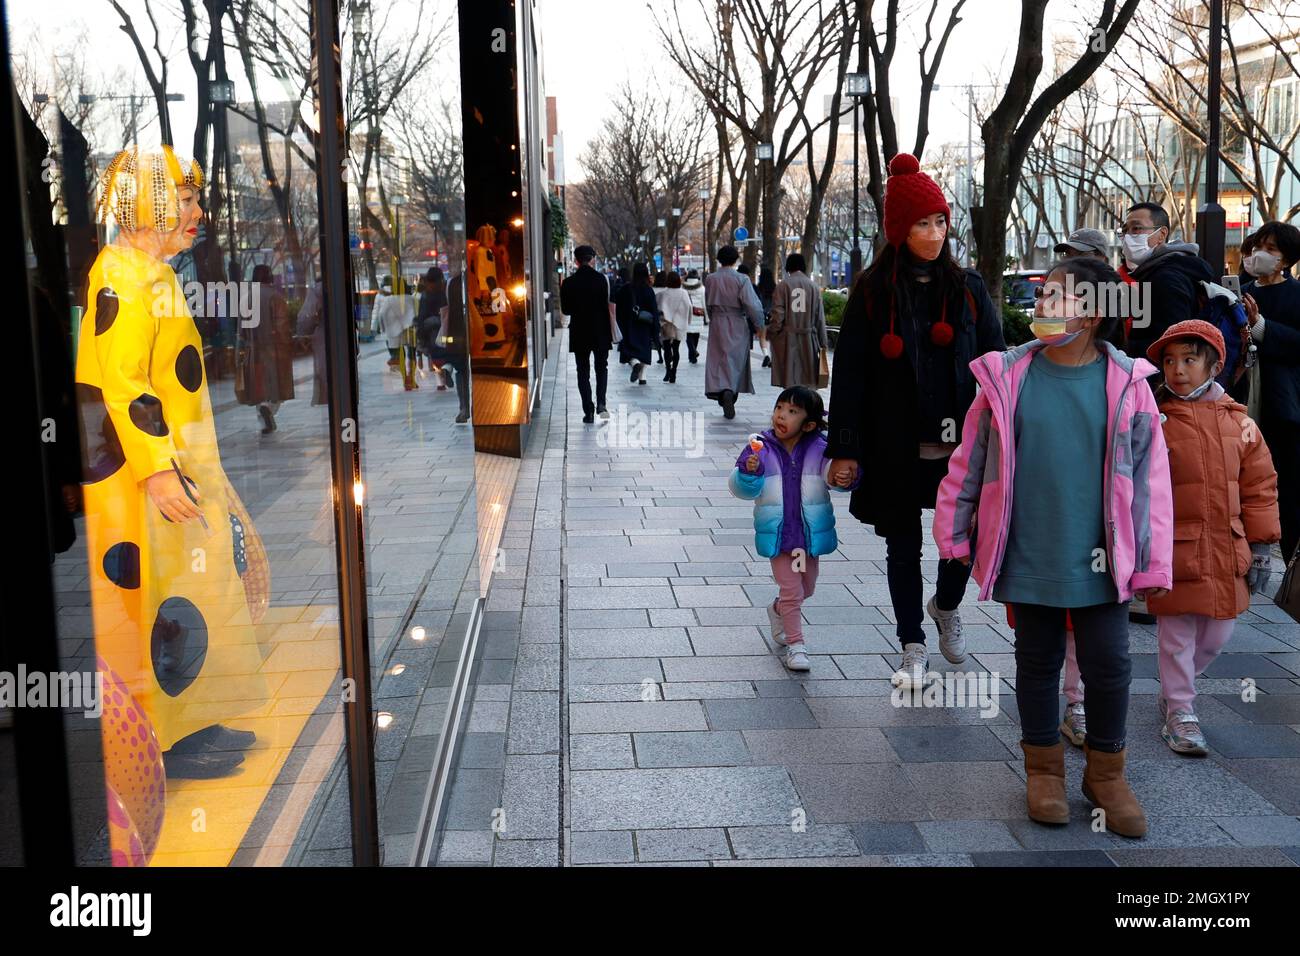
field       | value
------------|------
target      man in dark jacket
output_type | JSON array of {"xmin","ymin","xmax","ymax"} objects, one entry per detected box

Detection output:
[
  {"xmin": 560, "ymin": 245, "xmax": 613, "ymax": 423},
  {"xmin": 1121, "ymin": 202, "xmax": 1214, "ymax": 361}
]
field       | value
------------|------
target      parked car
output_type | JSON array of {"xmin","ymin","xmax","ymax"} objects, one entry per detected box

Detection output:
[{"xmin": 1003, "ymin": 269, "xmax": 1047, "ymax": 317}]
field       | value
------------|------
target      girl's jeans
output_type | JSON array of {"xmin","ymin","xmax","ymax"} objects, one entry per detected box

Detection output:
[
  {"xmin": 770, "ymin": 553, "xmax": 820, "ymax": 645},
  {"xmin": 1011, "ymin": 602, "xmax": 1131, "ymax": 752}
]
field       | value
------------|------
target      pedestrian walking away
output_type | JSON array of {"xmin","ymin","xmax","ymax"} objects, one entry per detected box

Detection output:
[
  {"xmin": 767, "ymin": 252, "xmax": 828, "ymax": 389},
  {"xmin": 825, "ymin": 153, "xmax": 1004, "ymax": 687},
  {"xmin": 683, "ymin": 268, "xmax": 706, "ymax": 362},
  {"xmin": 934, "ymin": 255, "xmax": 1175, "ymax": 838},
  {"xmin": 561, "ymin": 244, "xmax": 614, "ymax": 422},
  {"xmin": 615, "ymin": 262, "xmax": 659, "ymax": 386},
  {"xmin": 728, "ymin": 387, "xmax": 856, "ymax": 672},
  {"xmin": 656, "ymin": 271, "xmax": 692, "ymax": 383},
  {"xmin": 704, "ymin": 244, "xmax": 765, "ymax": 418}
]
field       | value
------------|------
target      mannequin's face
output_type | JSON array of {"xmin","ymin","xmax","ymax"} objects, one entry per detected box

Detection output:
[{"xmin": 120, "ymin": 186, "xmax": 202, "ymax": 260}]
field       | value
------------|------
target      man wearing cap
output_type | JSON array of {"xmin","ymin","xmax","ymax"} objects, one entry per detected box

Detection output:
[
  {"xmin": 561, "ymin": 245, "xmax": 613, "ymax": 424},
  {"xmin": 1054, "ymin": 228, "xmax": 1111, "ymax": 261}
]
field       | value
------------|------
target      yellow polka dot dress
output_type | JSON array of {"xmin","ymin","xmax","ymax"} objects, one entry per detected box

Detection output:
[{"xmin": 76, "ymin": 244, "xmax": 268, "ymax": 752}]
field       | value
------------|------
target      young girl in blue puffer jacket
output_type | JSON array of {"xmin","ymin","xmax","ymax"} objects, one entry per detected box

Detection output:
[{"xmin": 729, "ymin": 386, "xmax": 856, "ymax": 671}]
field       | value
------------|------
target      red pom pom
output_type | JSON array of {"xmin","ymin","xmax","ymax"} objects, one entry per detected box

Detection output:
[
  {"xmin": 880, "ymin": 332, "xmax": 904, "ymax": 359},
  {"xmin": 888, "ymin": 153, "xmax": 921, "ymax": 176},
  {"xmin": 930, "ymin": 321, "xmax": 954, "ymax": 347}
]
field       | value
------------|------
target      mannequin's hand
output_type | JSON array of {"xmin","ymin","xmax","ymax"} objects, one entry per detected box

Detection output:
[{"xmin": 145, "ymin": 470, "xmax": 203, "ymax": 523}]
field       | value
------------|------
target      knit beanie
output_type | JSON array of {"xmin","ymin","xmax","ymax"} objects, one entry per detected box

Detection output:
[{"xmin": 883, "ymin": 154, "xmax": 951, "ymax": 248}]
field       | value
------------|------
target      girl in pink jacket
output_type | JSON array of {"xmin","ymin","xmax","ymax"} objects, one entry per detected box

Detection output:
[{"xmin": 934, "ymin": 257, "xmax": 1173, "ymax": 839}]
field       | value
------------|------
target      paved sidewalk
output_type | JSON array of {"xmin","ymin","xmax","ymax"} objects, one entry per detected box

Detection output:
[{"xmin": 448, "ymin": 325, "xmax": 1300, "ymax": 867}]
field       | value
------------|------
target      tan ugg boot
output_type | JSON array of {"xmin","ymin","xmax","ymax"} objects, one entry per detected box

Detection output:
[
  {"xmin": 1020, "ymin": 741, "xmax": 1069, "ymax": 825},
  {"xmin": 1082, "ymin": 745, "xmax": 1147, "ymax": 838}
]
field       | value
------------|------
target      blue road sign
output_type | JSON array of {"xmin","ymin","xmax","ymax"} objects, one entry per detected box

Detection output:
[{"xmin": 734, "ymin": 226, "xmax": 749, "ymax": 242}]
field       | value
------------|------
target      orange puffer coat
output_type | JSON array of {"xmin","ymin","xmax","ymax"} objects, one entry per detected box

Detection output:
[{"xmin": 1147, "ymin": 390, "xmax": 1281, "ymax": 620}]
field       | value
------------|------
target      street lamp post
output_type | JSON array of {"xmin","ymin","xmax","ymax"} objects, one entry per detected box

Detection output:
[
  {"xmin": 671, "ymin": 207, "xmax": 682, "ymax": 271},
  {"xmin": 698, "ymin": 187, "xmax": 711, "ymax": 273},
  {"xmin": 845, "ymin": 73, "xmax": 870, "ymax": 282},
  {"xmin": 1196, "ymin": 0, "xmax": 1226, "ymax": 278}
]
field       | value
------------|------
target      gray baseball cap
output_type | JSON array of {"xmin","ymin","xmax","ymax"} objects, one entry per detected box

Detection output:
[{"xmin": 1054, "ymin": 228, "xmax": 1110, "ymax": 257}]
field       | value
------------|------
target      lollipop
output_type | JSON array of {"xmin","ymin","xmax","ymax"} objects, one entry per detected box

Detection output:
[{"xmin": 748, "ymin": 434, "xmax": 764, "ymax": 453}]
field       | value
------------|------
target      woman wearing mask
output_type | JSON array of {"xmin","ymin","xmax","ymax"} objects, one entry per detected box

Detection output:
[
  {"xmin": 826, "ymin": 154, "xmax": 1005, "ymax": 687},
  {"xmin": 1241, "ymin": 221, "xmax": 1300, "ymax": 563}
]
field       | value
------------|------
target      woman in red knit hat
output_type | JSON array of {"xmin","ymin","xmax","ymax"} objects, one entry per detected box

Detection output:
[{"xmin": 826, "ymin": 153, "xmax": 1004, "ymax": 689}]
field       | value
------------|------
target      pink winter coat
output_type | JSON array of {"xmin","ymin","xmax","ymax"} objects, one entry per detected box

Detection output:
[{"xmin": 933, "ymin": 341, "xmax": 1174, "ymax": 604}]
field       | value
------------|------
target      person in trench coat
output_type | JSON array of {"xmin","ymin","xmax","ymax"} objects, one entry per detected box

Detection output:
[
  {"xmin": 703, "ymin": 244, "xmax": 765, "ymax": 419},
  {"xmin": 768, "ymin": 253, "xmax": 828, "ymax": 389}
]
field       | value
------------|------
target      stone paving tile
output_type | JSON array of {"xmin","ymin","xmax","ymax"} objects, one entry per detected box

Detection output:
[
  {"xmin": 569, "ymin": 658, "xmax": 664, "ymax": 684},
  {"xmin": 1212, "ymin": 815, "xmax": 1300, "ymax": 846},
  {"xmin": 1125, "ymin": 757, "xmax": 1285, "ymax": 817},
  {"xmin": 492, "ymin": 839, "xmax": 559, "ymax": 867},
  {"xmin": 726, "ymin": 824, "xmax": 862, "ymax": 859},
  {"xmin": 743, "ymin": 727, "xmax": 899, "ymax": 765},
  {"xmin": 1216, "ymin": 758, "xmax": 1300, "ymax": 814},
  {"xmin": 568, "ymin": 627, "xmax": 694, "ymax": 659},
  {"xmin": 436, "ymin": 830, "xmax": 495, "ymax": 864},
  {"xmin": 687, "ymin": 626, "xmax": 770, "ymax": 656},
  {"xmin": 788, "ymin": 764, "xmax": 929, "ymax": 823},
  {"xmin": 1205, "ymin": 725, "xmax": 1300, "ymax": 758},
  {"xmin": 570, "ymin": 733, "xmax": 636, "ymax": 770},
  {"xmin": 1006, "ymin": 816, "xmax": 1238, "ymax": 851},
  {"xmin": 633, "ymin": 730, "xmax": 751, "ymax": 767},
  {"xmin": 882, "ymin": 725, "xmax": 1019, "ymax": 762},
  {"xmin": 570, "ymin": 767, "xmax": 801, "ymax": 830},
  {"xmin": 1105, "ymin": 847, "xmax": 1298, "ymax": 867},
  {"xmin": 662, "ymin": 680, "xmax": 757, "ymax": 700},
  {"xmin": 903, "ymin": 761, "xmax": 1025, "ymax": 820},
  {"xmin": 570, "ymin": 701, "xmax": 708, "ymax": 734},
  {"xmin": 635, "ymin": 828, "xmax": 733, "ymax": 862},
  {"xmin": 567, "ymin": 683, "xmax": 648, "ymax": 703},
  {"xmin": 661, "ymin": 656, "xmax": 793, "ymax": 682},
  {"xmin": 850, "ymin": 822, "xmax": 927, "ymax": 855},
  {"xmin": 507, "ymin": 691, "xmax": 560, "ymax": 754},
  {"xmin": 571, "ymin": 830, "xmax": 635, "ymax": 864},
  {"xmin": 703, "ymin": 697, "xmax": 819, "ymax": 730},
  {"xmin": 917, "ymin": 820, "xmax": 1023, "ymax": 852}
]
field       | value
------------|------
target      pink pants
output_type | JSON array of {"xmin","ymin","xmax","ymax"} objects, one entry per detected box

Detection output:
[
  {"xmin": 1157, "ymin": 613, "xmax": 1236, "ymax": 711},
  {"xmin": 770, "ymin": 553, "xmax": 819, "ymax": 645}
]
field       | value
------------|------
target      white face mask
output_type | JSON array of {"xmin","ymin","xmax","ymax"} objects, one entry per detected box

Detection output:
[
  {"xmin": 1122, "ymin": 233, "xmax": 1155, "ymax": 268},
  {"xmin": 1243, "ymin": 250, "xmax": 1281, "ymax": 278}
]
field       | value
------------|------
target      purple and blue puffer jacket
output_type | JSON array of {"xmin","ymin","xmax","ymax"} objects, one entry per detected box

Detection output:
[
  {"xmin": 728, "ymin": 429, "xmax": 853, "ymax": 558},
  {"xmin": 933, "ymin": 340, "xmax": 1174, "ymax": 603}
]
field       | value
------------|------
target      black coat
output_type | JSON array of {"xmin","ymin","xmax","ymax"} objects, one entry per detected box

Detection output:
[
  {"xmin": 615, "ymin": 282, "xmax": 659, "ymax": 365},
  {"xmin": 561, "ymin": 264, "xmax": 613, "ymax": 353},
  {"xmin": 1125, "ymin": 243, "xmax": 1214, "ymax": 360},
  {"xmin": 826, "ymin": 267, "xmax": 1005, "ymax": 535},
  {"xmin": 1244, "ymin": 275, "xmax": 1300, "ymax": 429}
]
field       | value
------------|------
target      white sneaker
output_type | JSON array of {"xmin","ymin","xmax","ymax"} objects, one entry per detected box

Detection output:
[
  {"xmin": 927, "ymin": 595, "xmax": 966, "ymax": 664},
  {"xmin": 767, "ymin": 600, "xmax": 789, "ymax": 646},
  {"xmin": 891, "ymin": 642, "xmax": 929, "ymax": 690},
  {"xmin": 784, "ymin": 642, "xmax": 811, "ymax": 672}
]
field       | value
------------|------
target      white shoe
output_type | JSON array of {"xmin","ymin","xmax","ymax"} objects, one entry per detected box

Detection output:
[
  {"xmin": 927, "ymin": 595, "xmax": 966, "ymax": 664},
  {"xmin": 784, "ymin": 642, "xmax": 811, "ymax": 672},
  {"xmin": 891, "ymin": 642, "xmax": 929, "ymax": 690},
  {"xmin": 767, "ymin": 600, "xmax": 789, "ymax": 646}
]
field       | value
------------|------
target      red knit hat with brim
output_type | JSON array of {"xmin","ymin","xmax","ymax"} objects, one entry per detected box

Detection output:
[
  {"xmin": 883, "ymin": 153, "xmax": 951, "ymax": 247},
  {"xmin": 1145, "ymin": 319, "xmax": 1226, "ymax": 366}
]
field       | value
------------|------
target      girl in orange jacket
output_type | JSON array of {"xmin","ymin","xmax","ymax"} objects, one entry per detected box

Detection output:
[{"xmin": 1146, "ymin": 320, "xmax": 1281, "ymax": 755}]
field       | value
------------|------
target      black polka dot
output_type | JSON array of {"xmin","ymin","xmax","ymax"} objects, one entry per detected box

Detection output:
[
  {"xmin": 175, "ymin": 345, "xmax": 203, "ymax": 392},
  {"xmin": 229, "ymin": 512, "xmax": 248, "ymax": 575},
  {"xmin": 128, "ymin": 395, "xmax": 168, "ymax": 437},
  {"xmin": 75, "ymin": 383, "xmax": 126, "ymax": 483},
  {"xmin": 151, "ymin": 597, "xmax": 208, "ymax": 697},
  {"xmin": 94, "ymin": 287, "xmax": 120, "ymax": 335},
  {"xmin": 102, "ymin": 542, "xmax": 141, "ymax": 589}
]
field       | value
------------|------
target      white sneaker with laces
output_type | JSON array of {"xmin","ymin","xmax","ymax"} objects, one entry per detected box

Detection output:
[
  {"xmin": 767, "ymin": 600, "xmax": 789, "ymax": 646},
  {"xmin": 927, "ymin": 595, "xmax": 966, "ymax": 664},
  {"xmin": 891, "ymin": 642, "xmax": 929, "ymax": 690},
  {"xmin": 784, "ymin": 642, "xmax": 811, "ymax": 672}
]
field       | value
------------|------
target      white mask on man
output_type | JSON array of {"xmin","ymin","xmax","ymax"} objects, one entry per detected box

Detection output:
[
  {"xmin": 1243, "ymin": 250, "xmax": 1281, "ymax": 278},
  {"xmin": 1122, "ymin": 232, "xmax": 1156, "ymax": 269}
]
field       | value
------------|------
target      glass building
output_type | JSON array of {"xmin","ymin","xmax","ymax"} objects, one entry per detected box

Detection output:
[{"xmin": 2, "ymin": 0, "xmax": 552, "ymax": 866}]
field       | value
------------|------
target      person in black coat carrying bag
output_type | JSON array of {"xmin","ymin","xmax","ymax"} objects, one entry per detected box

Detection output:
[
  {"xmin": 826, "ymin": 153, "xmax": 1005, "ymax": 690},
  {"xmin": 561, "ymin": 245, "xmax": 614, "ymax": 423},
  {"xmin": 615, "ymin": 261, "xmax": 660, "ymax": 386}
]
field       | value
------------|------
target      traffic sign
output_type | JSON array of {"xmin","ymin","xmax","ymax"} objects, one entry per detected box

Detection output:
[{"xmin": 734, "ymin": 226, "xmax": 748, "ymax": 242}]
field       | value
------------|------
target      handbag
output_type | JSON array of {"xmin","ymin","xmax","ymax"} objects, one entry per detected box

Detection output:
[
  {"xmin": 605, "ymin": 274, "xmax": 622, "ymax": 344},
  {"xmin": 817, "ymin": 348, "xmax": 830, "ymax": 389},
  {"xmin": 1275, "ymin": 548, "xmax": 1300, "ymax": 624}
]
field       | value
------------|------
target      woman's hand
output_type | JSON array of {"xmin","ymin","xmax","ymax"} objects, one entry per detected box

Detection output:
[
  {"xmin": 1242, "ymin": 293, "xmax": 1259, "ymax": 327},
  {"xmin": 829, "ymin": 458, "xmax": 859, "ymax": 488},
  {"xmin": 145, "ymin": 470, "xmax": 203, "ymax": 523}
]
